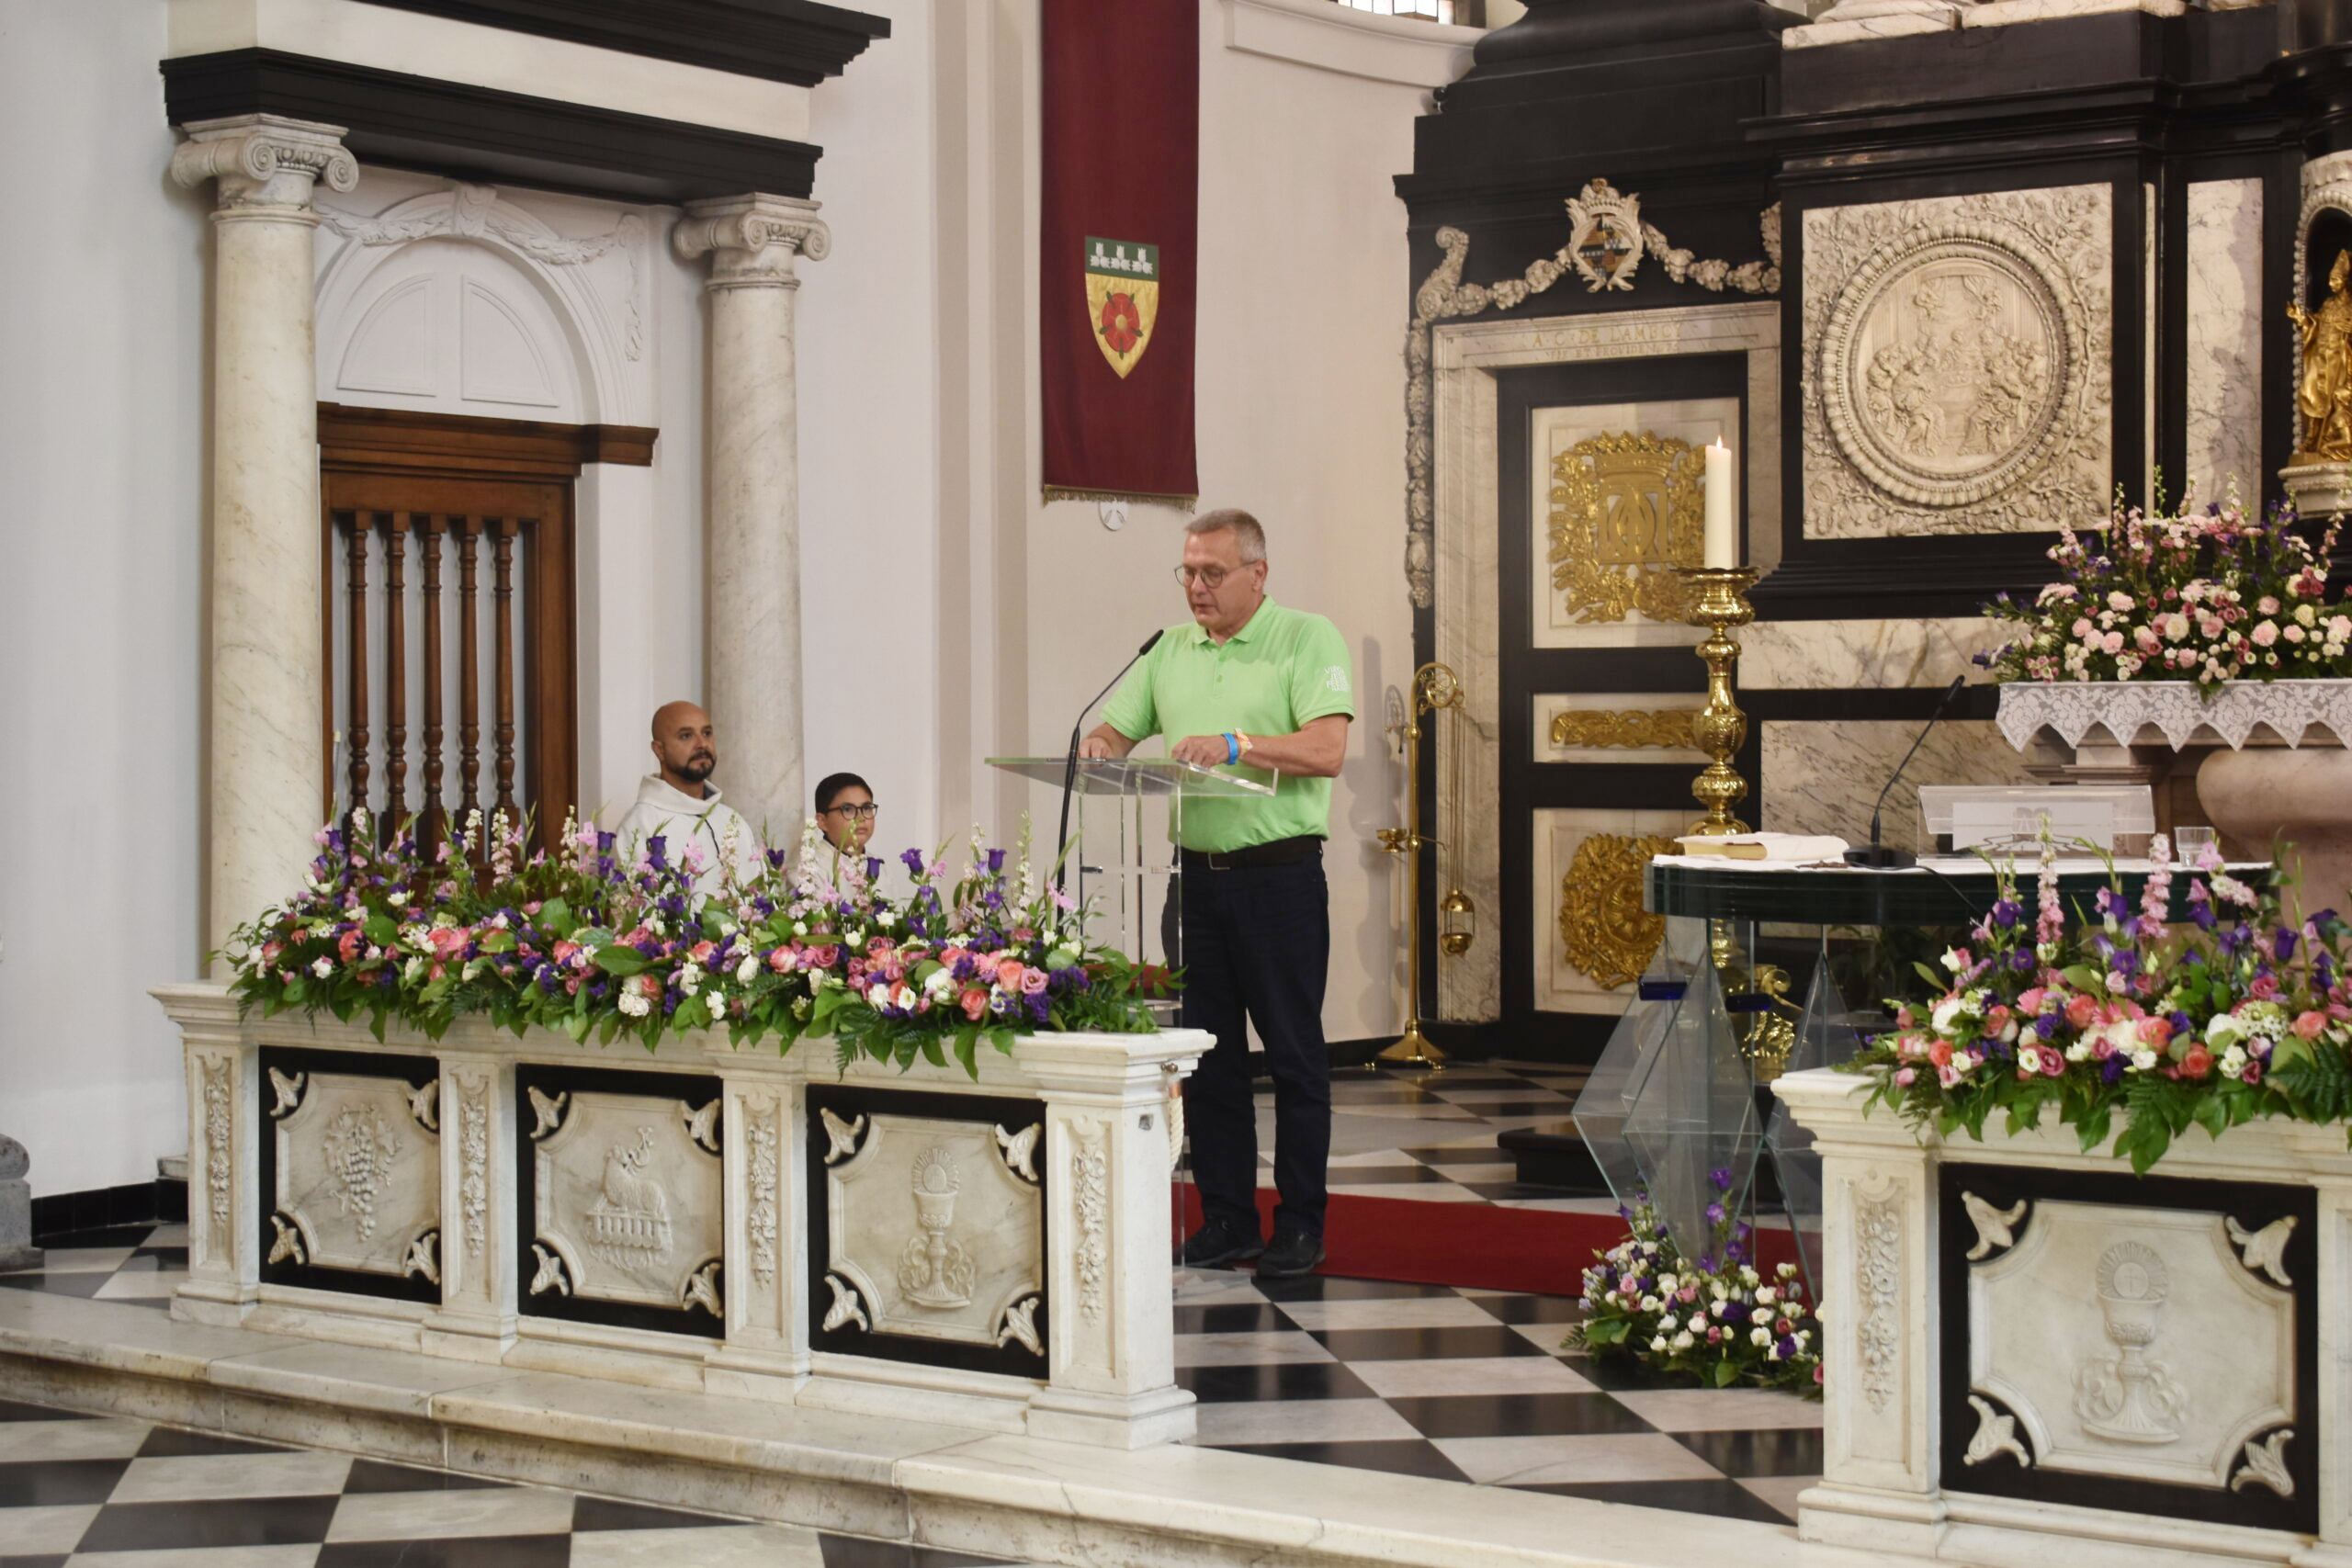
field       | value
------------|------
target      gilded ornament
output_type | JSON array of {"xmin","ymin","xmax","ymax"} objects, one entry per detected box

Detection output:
[
  {"xmin": 2290, "ymin": 251, "xmax": 2352, "ymax": 462},
  {"xmin": 1548, "ymin": 709, "xmax": 1699, "ymax": 750},
  {"xmin": 1557, "ymin": 834, "xmax": 1679, "ymax": 989},
  {"xmin": 1548, "ymin": 434, "xmax": 1704, "ymax": 625}
]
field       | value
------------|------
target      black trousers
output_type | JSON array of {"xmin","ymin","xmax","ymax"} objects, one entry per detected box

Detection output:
[{"xmin": 1170, "ymin": 852, "xmax": 1333, "ymax": 1240}]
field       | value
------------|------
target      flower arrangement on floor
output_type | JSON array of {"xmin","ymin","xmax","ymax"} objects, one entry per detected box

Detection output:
[
  {"xmin": 1981, "ymin": 494, "xmax": 2352, "ymax": 692},
  {"xmin": 1846, "ymin": 832, "xmax": 2352, "ymax": 1173},
  {"xmin": 1564, "ymin": 1171, "xmax": 1821, "ymax": 1395},
  {"xmin": 222, "ymin": 808, "xmax": 1175, "ymax": 1071}
]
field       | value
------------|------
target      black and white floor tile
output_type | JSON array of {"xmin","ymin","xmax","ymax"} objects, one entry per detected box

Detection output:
[
  {"xmin": 1251, "ymin": 1063, "xmax": 1613, "ymax": 1213},
  {"xmin": 1172, "ymin": 1266, "xmax": 1819, "ymax": 1526}
]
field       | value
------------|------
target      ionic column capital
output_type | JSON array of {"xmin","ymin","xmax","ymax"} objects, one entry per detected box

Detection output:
[
  {"xmin": 170, "ymin": 114, "xmax": 357, "ymax": 216},
  {"xmin": 673, "ymin": 194, "xmax": 831, "ymax": 288}
]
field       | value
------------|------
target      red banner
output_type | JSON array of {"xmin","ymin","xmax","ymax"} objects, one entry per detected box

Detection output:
[{"xmin": 1040, "ymin": 0, "xmax": 1198, "ymax": 506}]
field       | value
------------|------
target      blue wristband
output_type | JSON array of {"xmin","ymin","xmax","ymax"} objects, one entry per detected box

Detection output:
[{"xmin": 1223, "ymin": 733, "xmax": 1239, "ymax": 766}]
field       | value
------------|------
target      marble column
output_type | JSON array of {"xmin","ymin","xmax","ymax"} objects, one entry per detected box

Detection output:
[
  {"xmin": 170, "ymin": 116, "xmax": 356, "ymax": 964},
  {"xmin": 673, "ymin": 195, "xmax": 830, "ymax": 841}
]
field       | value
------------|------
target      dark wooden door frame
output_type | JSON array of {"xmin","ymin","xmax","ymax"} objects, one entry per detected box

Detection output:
[{"xmin": 317, "ymin": 403, "xmax": 656, "ymax": 852}]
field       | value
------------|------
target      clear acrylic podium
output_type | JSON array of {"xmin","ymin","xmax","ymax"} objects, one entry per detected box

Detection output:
[{"xmin": 985, "ymin": 757, "xmax": 1275, "ymax": 988}]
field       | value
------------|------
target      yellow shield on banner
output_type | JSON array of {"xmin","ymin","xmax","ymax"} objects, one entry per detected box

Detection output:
[{"xmin": 1085, "ymin": 236, "xmax": 1159, "ymax": 378}]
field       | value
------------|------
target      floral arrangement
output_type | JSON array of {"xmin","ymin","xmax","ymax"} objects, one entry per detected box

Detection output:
[
  {"xmin": 1564, "ymin": 1171, "xmax": 1821, "ymax": 1395},
  {"xmin": 1981, "ymin": 494, "xmax": 2352, "ymax": 692},
  {"xmin": 1846, "ymin": 833, "xmax": 2352, "ymax": 1174},
  {"xmin": 222, "ymin": 808, "xmax": 1175, "ymax": 1072}
]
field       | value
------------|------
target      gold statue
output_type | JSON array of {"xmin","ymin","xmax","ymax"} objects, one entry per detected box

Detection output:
[{"xmin": 2290, "ymin": 251, "xmax": 2352, "ymax": 462}]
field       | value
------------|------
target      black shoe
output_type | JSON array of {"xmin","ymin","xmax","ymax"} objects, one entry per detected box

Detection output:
[
  {"xmin": 1179, "ymin": 1219, "xmax": 1265, "ymax": 1268},
  {"xmin": 1256, "ymin": 1228, "xmax": 1326, "ymax": 1280}
]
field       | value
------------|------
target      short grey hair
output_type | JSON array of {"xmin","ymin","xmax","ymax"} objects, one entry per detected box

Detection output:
[{"xmin": 1186, "ymin": 508, "xmax": 1265, "ymax": 563}]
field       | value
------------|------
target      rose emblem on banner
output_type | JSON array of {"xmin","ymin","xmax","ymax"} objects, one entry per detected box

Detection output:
[{"xmin": 1084, "ymin": 235, "xmax": 1159, "ymax": 378}]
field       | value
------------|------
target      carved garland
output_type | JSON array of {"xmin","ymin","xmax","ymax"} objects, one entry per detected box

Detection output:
[
  {"xmin": 744, "ymin": 1092, "xmax": 782, "ymax": 1290},
  {"xmin": 1548, "ymin": 709, "xmax": 1698, "ymax": 750},
  {"xmin": 458, "ymin": 1076, "xmax": 490, "ymax": 1261},
  {"xmin": 202, "ymin": 1055, "xmax": 234, "ymax": 1245},
  {"xmin": 1855, "ymin": 1190, "xmax": 1904, "ymax": 1414},
  {"xmin": 317, "ymin": 183, "xmax": 648, "ymax": 361},
  {"xmin": 1071, "ymin": 1123, "xmax": 1110, "ymax": 1325},
  {"xmin": 1404, "ymin": 187, "xmax": 1781, "ymax": 606}
]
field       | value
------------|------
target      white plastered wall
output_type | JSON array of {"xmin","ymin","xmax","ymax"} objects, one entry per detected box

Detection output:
[{"xmin": 0, "ymin": 0, "xmax": 212, "ymax": 1197}]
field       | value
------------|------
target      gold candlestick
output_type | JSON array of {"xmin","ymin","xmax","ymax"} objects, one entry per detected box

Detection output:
[{"xmin": 1679, "ymin": 566, "xmax": 1761, "ymax": 837}]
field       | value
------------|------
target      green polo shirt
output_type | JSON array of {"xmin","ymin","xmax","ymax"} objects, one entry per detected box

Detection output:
[{"xmin": 1101, "ymin": 597, "xmax": 1355, "ymax": 852}]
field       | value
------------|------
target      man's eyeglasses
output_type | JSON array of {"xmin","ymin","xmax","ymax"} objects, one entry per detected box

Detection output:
[
  {"xmin": 824, "ymin": 803, "xmax": 879, "ymax": 820},
  {"xmin": 1174, "ymin": 564, "xmax": 1252, "ymax": 589}
]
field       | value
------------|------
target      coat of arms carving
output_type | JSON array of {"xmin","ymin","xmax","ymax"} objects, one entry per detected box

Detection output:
[
  {"xmin": 1548, "ymin": 432, "xmax": 1705, "ymax": 624},
  {"xmin": 1564, "ymin": 179, "xmax": 1645, "ymax": 293}
]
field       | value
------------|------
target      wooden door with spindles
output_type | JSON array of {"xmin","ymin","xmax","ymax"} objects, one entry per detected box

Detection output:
[{"xmin": 319, "ymin": 407, "xmax": 584, "ymax": 858}]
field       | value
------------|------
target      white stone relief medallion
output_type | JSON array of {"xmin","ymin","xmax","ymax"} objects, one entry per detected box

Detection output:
[
  {"xmin": 1826, "ymin": 240, "xmax": 2069, "ymax": 505},
  {"xmin": 1803, "ymin": 185, "xmax": 2112, "ymax": 538},
  {"xmin": 532, "ymin": 1089, "xmax": 721, "ymax": 1310},
  {"xmin": 1969, "ymin": 1199, "xmax": 2295, "ymax": 1488},
  {"xmin": 275, "ymin": 1071, "xmax": 440, "ymax": 1275},
  {"xmin": 825, "ymin": 1110, "xmax": 1043, "ymax": 1348},
  {"xmin": 2074, "ymin": 1243, "xmax": 2190, "ymax": 1445}
]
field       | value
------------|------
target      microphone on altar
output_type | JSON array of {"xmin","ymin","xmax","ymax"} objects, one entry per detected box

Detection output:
[
  {"xmin": 1056, "ymin": 630, "xmax": 1165, "ymax": 887},
  {"xmin": 1843, "ymin": 674, "xmax": 1968, "ymax": 870}
]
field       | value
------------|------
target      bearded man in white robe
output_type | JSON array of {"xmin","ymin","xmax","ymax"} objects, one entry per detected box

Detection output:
[{"xmin": 613, "ymin": 701, "xmax": 769, "ymax": 897}]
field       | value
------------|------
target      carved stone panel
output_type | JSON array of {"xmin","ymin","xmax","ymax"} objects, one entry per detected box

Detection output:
[
  {"xmin": 826, "ymin": 1111, "xmax": 1044, "ymax": 1349},
  {"xmin": 1970, "ymin": 1200, "xmax": 2294, "ymax": 1489},
  {"xmin": 273, "ymin": 1070, "xmax": 440, "ymax": 1276},
  {"xmin": 1802, "ymin": 185, "xmax": 2113, "ymax": 538},
  {"xmin": 533, "ymin": 1089, "xmax": 722, "ymax": 1312}
]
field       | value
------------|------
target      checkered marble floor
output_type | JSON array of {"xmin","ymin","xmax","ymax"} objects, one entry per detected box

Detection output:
[
  {"xmin": 1172, "ymin": 1265, "xmax": 1819, "ymax": 1526},
  {"xmin": 1251, "ymin": 1062, "xmax": 1616, "ymax": 1213}
]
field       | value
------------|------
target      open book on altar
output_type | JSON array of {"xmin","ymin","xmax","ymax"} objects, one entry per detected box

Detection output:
[{"xmin": 1668, "ymin": 833, "xmax": 1850, "ymax": 862}]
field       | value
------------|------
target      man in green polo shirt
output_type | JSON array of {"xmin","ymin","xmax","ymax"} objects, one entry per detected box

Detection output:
[{"xmin": 1080, "ymin": 509, "xmax": 1353, "ymax": 1279}]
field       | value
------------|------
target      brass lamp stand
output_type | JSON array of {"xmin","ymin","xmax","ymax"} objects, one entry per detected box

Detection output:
[{"xmin": 1373, "ymin": 662, "xmax": 1463, "ymax": 1070}]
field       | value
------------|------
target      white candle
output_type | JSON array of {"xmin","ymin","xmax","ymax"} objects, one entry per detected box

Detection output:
[{"xmin": 1703, "ymin": 438, "xmax": 1736, "ymax": 569}]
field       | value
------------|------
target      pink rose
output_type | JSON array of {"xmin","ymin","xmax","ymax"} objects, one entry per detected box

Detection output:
[
  {"xmin": 961, "ymin": 987, "xmax": 989, "ymax": 1021},
  {"xmin": 2294, "ymin": 1010, "xmax": 2328, "ymax": 1041},
  {"xmin": 2066, "ymin": 993, "xmax": 2098, "ymax": 1031},
  {"xmin": 768, "ymin": 946, "xmax": 799, "ymax": 973},
  {"xmin": 690, "ymin": 941, "xmax": 718, "ymax": 964},
  {"xmin": 2259, "ymin": 595, "xmax": 2281, "ymax": 615},
  {"xmin": 1894, "ymin": 1066, "xmax": 1917, "ymax": 1088},
  {"xmin": 2139, "ymin": 1017, "xmax": 2172, "ymax": 1050},
  {"xmin": 1937, "ymin": 1062, "xmax": 1965, "ymax": 1088},
  {"xmin": 2038, "ymin": 1044, "xmax": 2064, "ymax": 1077},
  {"xmin": 2181, "ymin": 1045, "xmax": 2212, "ymax": 1079},
  {"xmin": 997, "ymin": 959, "xmax": 1026, "ymax": 990},
  {"xmin": 1021, "ymin": 967, "xmax": 1049, "ymax": 995},
  {"xmin": 2253, "ymin": 621, "xmax": 2279, "ymax": 648},
  {"xmin": 2102, "ymin": 631, "xmax": 2126, "ymax": 655},
  {"xmin": 2250, "ymin": 972, "xmax": 2281, "ymax": 1000}
]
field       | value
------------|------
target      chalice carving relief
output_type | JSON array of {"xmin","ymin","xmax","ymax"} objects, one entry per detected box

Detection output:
[
  {"xmin": 899, "ymin": 1145, "xmax": 978, "ymax": 1310},
  {"xmin": 2072, "ymin": 1242, "xmax": 2189, "ymax": 1445}
]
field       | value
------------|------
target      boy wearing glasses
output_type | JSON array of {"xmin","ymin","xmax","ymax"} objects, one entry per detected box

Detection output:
[
  {"xmin": 814, "ymin": 773, "xmax": 879, "ymax": 858},
  {"xmin": 1078, "ymin": 509, "xmax": 1353, "ymax": 1280}
]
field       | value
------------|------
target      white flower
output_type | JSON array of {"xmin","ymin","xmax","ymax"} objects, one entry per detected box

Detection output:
[
  {"xmin": 735, "ymin": 954, "xmax": 759, "ymax": 985},
  {"xmin": 1755, "ymin": 1286, "xmax": 1776, "ymax": 1305},
  {"xmin": 868, "ymin": 983, "xmax": 891, "ymax": 1006},
  {"xmin": 617, "ymin": 991, "xmax": 650, "ymax": 1018},
  {"xmin": 679, "ymin": 966, "xmax": 703, "ymax": 996},
  {"xmin": 1650, "ymin": 1335, "xmax": 1669, "ymax": 1353},
  {"xmin": 1750, "ymin": 1326, "xmax": 1772, "ymax": 1347},
  {"xmin": 847, "ymin": 931, "xmax": 867, "ymax": 951},
  {"xmin": 1686, "ymin": 1314, "xmax": 1708, "ymax": 1334},
  {"xmin": 1671, "ymin": 1330, "xmax": 1695, "ymax": 1350},
  {"xmin": 1940, "ymin": 947, "xmax": 1966, "ymax": 973},
  {"xmin": 1931, "ymin": 996, "xmax": 1968, "ymax": 1032},
  {"xmin": 1657, "ymin": 1273, "xmax": 1679, "ymax": 1293},
  {"xmin": 879, "ymin": 911, "xmax": 899, "ymax": 929},
  {"xmin": 793, "ymin": 921, "xmax": 808, "ymax": 938},
  {"xmin": 311, "ymin": 957, "xmax": 334, "ymax": 978},
  {"xmin": 1639, "ymin": 1295, "xmax": 1659, "ymax": 1314},
  {"xmin": 387, "ymin": 890, "xmax": 409, "ymax": 908},
  {"xmin": 2220, "ymin": 1043, "xmax": 2249, "ymax": 1077},
  {"xmin": 2131, "ymin": 1048, "xmax": 2159, "ymax": 1071},
  {"xmin": 1767, "ymin": 1342, "xmax": 1785, "ymax": 1361}
]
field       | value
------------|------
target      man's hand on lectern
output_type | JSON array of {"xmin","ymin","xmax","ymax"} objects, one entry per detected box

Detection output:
[
  {"xmin": 1170, "ymin": 734, "xmax": 1231, "ymax": 768},
  {"xmin": 1079, "ymin": 732, "xmax": 1117, "ymax": 760}
]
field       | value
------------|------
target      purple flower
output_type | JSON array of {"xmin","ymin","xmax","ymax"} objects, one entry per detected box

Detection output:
[
  {"xmin": 2100, "ymin": 1055, "xmax": 2127, "ymax": 1085},
  {"xmin": 2011, "ymin": 949, "xmax": 2036, "ymax": 973},
  {"xmin": 2276, "ymin": 927, "xmax": 2298, "ymax": 962},
  {"xmin": 1705, "ymin": 1201, "xmax": 1726, "ymax": 1224},
  {"xmin": 987, "ymin": 848, "xmax": 1007, "ymax": 874},
  {"xmin": 865, "ymin": 856, "xmax": 884, "ymax": 883},
  {"xmin": 1991, "ymin": 899, "xmax": 2022, "ymax": 928},
  {"xmin": 1709, "ymin": 1167, "xmax": 1733, "ymax": 1191},
  {"xmin": 646, "ymin": 834, "xmax": 669, "ymax": 871}
]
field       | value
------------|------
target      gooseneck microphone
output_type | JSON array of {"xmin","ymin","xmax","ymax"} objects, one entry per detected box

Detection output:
[
  {"xmin": 1843, "ymin": 675, "xmax": 1968, "ymax": 870},
  {"xmin": 1056, "ymin": 630, "xmax": 1165, "ymax": 887}
]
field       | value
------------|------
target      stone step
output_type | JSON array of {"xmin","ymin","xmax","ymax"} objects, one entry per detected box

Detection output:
[{"xmin": 0, "ymin": 1291, "xmax": 1866, "ymax": 1568}]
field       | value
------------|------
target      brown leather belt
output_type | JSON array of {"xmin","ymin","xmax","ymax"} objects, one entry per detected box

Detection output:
[{"xmin": 1178, "ymin": 835, "xmax": 1322, "ymax": 872}]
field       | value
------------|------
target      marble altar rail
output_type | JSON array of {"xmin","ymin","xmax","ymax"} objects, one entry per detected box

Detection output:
[{"xmin": 153, "ymin": 984, "xmax": 1204, "ymax": 1450}]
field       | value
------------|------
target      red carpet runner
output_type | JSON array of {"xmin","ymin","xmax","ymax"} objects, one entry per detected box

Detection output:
[{"xmin": 1177, "ymin": 1186, "xmax": 1802, "ymax": 1297}]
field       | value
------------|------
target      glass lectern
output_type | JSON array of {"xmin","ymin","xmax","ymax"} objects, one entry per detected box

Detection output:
[{"xmin": 985, "ymin": 757, "xmax": 1276, "ymax": 990}]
